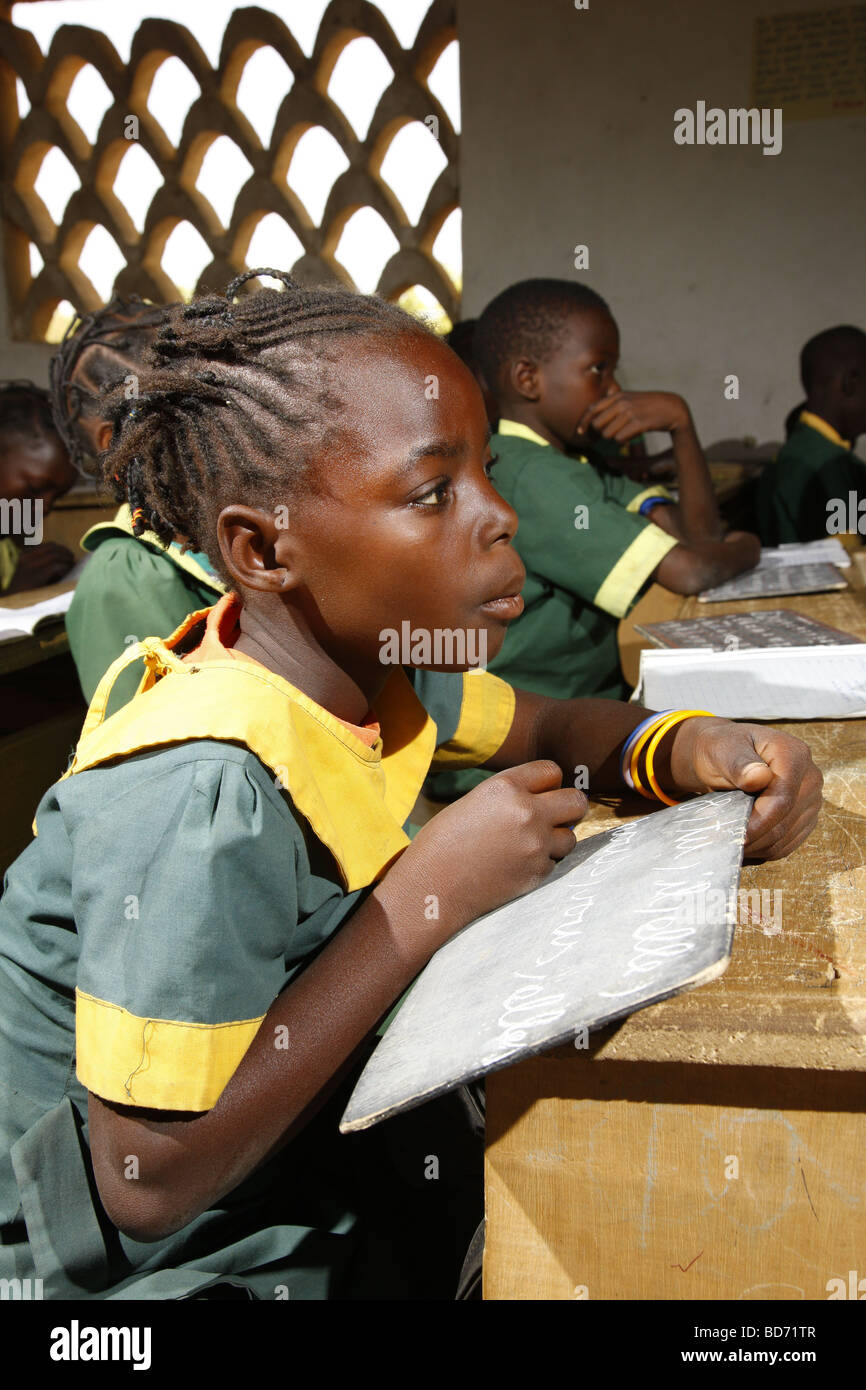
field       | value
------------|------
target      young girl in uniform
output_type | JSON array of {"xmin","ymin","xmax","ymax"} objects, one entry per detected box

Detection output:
[{"xmin": 0, "ymin": 272, "xmax": 822, "ymax": 1299}]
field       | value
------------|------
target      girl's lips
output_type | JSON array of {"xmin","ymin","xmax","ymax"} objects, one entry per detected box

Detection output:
[{"xmin": 478, "ymin": 593, "xmax": 525, "ymax": 618}]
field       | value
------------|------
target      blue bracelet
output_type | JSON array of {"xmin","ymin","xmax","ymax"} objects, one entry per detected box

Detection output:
[{"xmin": 621, "ymin": 709, "xmax": 676, "ymax": 789}]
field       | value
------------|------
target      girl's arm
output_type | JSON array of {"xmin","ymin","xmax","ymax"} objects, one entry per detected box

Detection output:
[
  {"xmin": 88, "ymin": 760, "xmax": 586, "ymax": 1242},
  {"xmin": 483, "ymin": 690, "xmax": 823, "ymax": 860}
]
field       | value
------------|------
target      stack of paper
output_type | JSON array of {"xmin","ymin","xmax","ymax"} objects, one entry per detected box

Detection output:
[{"xmin": 636, "ymin": 643, "xmax": 866, "ymax": 719}]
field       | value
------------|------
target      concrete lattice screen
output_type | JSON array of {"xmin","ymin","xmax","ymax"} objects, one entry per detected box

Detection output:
[{"xmin": 0, "ymin": 1, "xmax": 459, "ymax": 340}]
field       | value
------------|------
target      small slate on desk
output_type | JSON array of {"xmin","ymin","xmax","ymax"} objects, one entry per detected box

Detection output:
[
  {"xmin": 340, "ymin": 791, "xmax": 752, "ymax": 1133},
  {"xmin": 698, "ymin": 562, "xmax": 848, "ymax": 602},
  {"xmin": 636, "ymin": 608, "xmax": 860, "ymax": 651}
]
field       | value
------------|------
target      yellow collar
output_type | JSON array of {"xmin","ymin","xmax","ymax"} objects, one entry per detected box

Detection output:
[
  {"xmin": 498, "ymin": 419, "xmax": 552, "ymax": 448},
  {"xmin": 81, "ymin": 504, "xmax": 226, "ymax": 594},
  {"xmin": 60, "ymin": 604, "xmax": 436, "ymax": 891},
  {"xmin": 498, "ymin": 418, "xmax": 592, "ymax": 464},
  {"xmin": 799, "ymin": 411, "xmax": 851, "ymax": 450}
]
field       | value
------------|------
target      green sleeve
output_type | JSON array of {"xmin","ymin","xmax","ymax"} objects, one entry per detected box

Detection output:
[
  {"xmin": 66, "ymin": 538, "xmax": 219, "ymax": 713},
  {"xmin": 505, "ymin": 451, "xmax": 677, "ymax": 617},
  {"xmin": 71, "ymin": 748, "xmax": 319, "ymax": 1112}
]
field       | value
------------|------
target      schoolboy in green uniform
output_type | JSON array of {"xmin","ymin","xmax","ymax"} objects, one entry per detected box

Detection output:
[
  {"xmin": 429, "ymin": 279, "xmax": 760, "ymax": 797},
  {"xmin": 0, "ymin": 274, "xmax": 821, "ymax": 1300},
  {"xmin": 755, "ymin": 326, "xmax": 866, "ymax": 545},
  {"xmin": 52, "ymin": 299, "xmax": 225, "ymax": 712}
]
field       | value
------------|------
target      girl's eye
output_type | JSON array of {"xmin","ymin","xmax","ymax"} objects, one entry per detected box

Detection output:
[
  {"xmin": 412, "ymin": 480, "xmax": 451, "ymax": 508},
  {"xmin": 589, "ymin": 364, "xmax": 604, "ymax": 376},
  {"xmin": 484, "ymin": 453, "xmax": 499, "ymax": 477}
]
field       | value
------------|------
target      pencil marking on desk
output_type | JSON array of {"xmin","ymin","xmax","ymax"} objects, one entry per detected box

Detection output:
[
  {"xmin": 798, "ymin": 1159, "xmax": 819, "ymax": 1222},
  {"xmin": 671, "ymin": 1249, "xmax": 703, "ymax": 1273}
]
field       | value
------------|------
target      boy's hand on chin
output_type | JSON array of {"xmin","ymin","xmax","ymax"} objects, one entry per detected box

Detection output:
[
  {"xmin": 579, "ymin": 390, "xmax": 691, "ymax": 442},
  {"xmin": 669, "ymin": 717, "xmax": 823, "ymax": 861}
]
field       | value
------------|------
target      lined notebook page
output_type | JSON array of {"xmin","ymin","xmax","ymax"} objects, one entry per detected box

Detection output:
[{"xmin": 639, "ymin": 645, "xmax": 866, "ymax": 719}]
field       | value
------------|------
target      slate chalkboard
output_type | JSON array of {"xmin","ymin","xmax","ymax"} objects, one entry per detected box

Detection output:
[
  {"xmin": 341, "ymin": 791, "xmax": 752, "ymax": 1132},
  {"xmin": 698, "ymin": 562, "xmax": 847, "ymax": 602},
  {"xmin": 636, "ymin": 608, "xmax": 859, "ymax": 651}
]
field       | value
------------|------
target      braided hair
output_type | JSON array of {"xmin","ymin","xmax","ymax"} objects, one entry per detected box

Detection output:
[
  {"xmin": 49, "ymin": 296, "xmax": 172, "ymax": 476},
  {"xmin": 102, "ymin": 270, "xmax": 431, "ymax": 577}
]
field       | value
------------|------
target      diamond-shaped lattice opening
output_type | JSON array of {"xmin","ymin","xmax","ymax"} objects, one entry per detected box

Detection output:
[
  {"xmin": 16, "ymin": 79, "xmax": 29, "ymax": 118},
  {"xmin": 286, "ymin": 128, "xmax": 350, "ymax": 226},
  {"xmin": 397, "ymin": 285, "xmax": 451, "ymax": 334},
  {"xmin": 161, "ymin": 220, "xmax": 211, "ymax": 297},
  {"xmin": 195, "ymin": 137, "xmax": 254, "ymax": 227},
  {"xmin": 236, "ymin": 45, "xmax": 294, "ymax": 146},
  {"xmin": 78, "ymin": 225, "xmax": 126, "ymax": 300},
  {"xmin": 431, "ymin": 207, "xmax": 461, "ymax": 284},
  {"xmin": 246, "ymin": 213, "xmax": 305, "ymax": 272},
  {"xmin": 334, "ymin": 207, "xmax": 399, "ymax": 293},
  {"xmin": 372, "ymin": 0, "xmax": 432, "ymax": 48},
  {"xmin": 426, "ymin": 40, "xmax": 460, "ymax": 133},
  {"xmin": 29, "ymin": 243, "xmax": 44, "ymax": 277},
  {"xmin": 379, "ymin": 121, "xmax": 448, "ymax": 225},
  {"xmin": 33, "ymin": 146, "xmax": 81, "ymax": 225},
  {"xmin": 44, "ymin": 299, "xmax": 76, "ymax": 345},
  {"xmin": 327, "ymin": 38, "xmax": 393, "ymax": 140},
  {"xmin": 65, "ymin": 63, "xmax": 114, "ymax": 144},
  {"xmin": 113, "ymin": 143, "xmax": 163, "ymax": 233},
  {"xmin": 147, "ymin": 57, "xmax": 201, "ymax": 148}
]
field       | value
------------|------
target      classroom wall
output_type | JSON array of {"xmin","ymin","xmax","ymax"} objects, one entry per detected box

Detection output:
[{"xmin": 457, "ymin": 0, "xmax": 866, "ymax": 452}]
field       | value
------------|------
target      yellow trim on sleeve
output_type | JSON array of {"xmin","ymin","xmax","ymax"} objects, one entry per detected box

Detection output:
[
  {"xmin": 593, "ymin": 526, "xmax": 678, "ymax": 619},
  {"xmin": 81, "ymin": 505, "xmax": 226, "ymax": 594},
  {"xmin": 625, "ymin": 485, "xmax": 674, "ymax": 514},
  {"xmin": 799, "ymin": 411, "xmax": 850, "ymax": 450},
  {"xmin": 432, "ymin": 669, "xmax": 516, "ymax": 768},
  {"xmin": 75, "ymin": 988, "xmax": 264, "ymax": 1112}
]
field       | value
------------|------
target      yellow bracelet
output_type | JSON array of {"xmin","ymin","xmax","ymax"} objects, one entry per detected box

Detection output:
[
  {"xmin": 628, "ymin": 716, "xmax": 669, "ymax": 799},
  {"xmin": 631, "ymin": 709, "xmax": 716, "ymax": 803}
]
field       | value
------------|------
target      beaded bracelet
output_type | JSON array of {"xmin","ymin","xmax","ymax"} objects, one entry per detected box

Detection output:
[{"xmin": 626, "ymin": 709, "xmax": 715, "ymax": 804}]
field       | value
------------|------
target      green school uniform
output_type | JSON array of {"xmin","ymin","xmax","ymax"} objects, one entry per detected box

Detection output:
[
  {"xmin": 66, "ymin": 504, "xmax": 225, "ymax": 714},
  {"xmin": 755, "ymin": 412, "xmax": 866, "ymax": 545},
  {"xmin": 0, "ymin": 595, "xmax": 515, "ymax": 1299},
  {"xmin": 429, "ymin": 420, "xmax": 676, "ymax": 799}
]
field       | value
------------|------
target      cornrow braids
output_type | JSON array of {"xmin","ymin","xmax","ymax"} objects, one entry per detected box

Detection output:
[
  {"xmin": 49, "ymin": 296, "xmax": 173, "ymax": 475},
  {"xmin": 102, "ymin": 269, "xmax": 432, "ymax": 568}
]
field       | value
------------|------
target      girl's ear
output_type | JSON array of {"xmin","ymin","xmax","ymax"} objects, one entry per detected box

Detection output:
[
  {"xmin": 511, "ymin": 356, "xmax": 540, "ymax": 402},
  {"xmin": 97, "ymin": 422, "xmax": 114, "ymax": 452},
  {"xmin": 216, "ymin": 504, "xmax": 301, "ymax": 596}
]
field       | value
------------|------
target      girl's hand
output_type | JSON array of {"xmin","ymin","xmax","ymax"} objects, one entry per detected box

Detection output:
[
  {"xmin": 407, "ymin": 760, "xmax": 588, "ymax": 938},
  {"xmin": 668, "ymin": 717, "xmax": 822, "ymax": 860}
]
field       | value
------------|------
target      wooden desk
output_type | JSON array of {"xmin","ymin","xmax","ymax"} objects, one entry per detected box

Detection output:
[{"xmin": 484, "ymin": 575, "xmax": 866, "ymax": 1301}]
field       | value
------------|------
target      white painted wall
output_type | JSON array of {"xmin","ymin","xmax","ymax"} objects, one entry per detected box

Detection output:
[{"xmin": 457, "ymin": 0, "xmax": 866, "ymax": 451}]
